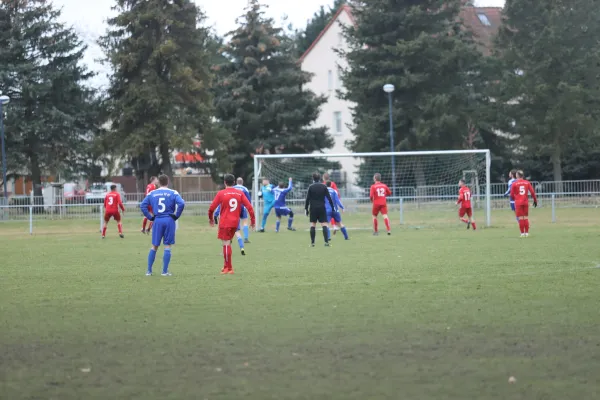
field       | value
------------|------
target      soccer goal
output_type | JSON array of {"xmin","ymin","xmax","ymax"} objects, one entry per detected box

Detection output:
[{"xmin": 253, "ymin": 150, "xmax": 491, "ymax": 229}]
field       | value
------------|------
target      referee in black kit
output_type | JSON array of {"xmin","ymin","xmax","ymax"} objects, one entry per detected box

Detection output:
[{"xmin": 305, "ymin": 172, "xmax": 336, "ymax": 247}]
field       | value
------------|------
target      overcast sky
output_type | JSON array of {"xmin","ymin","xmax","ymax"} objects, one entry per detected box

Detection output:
[{"xmin": 49, "ymin": 0, "xmax": 505, "ymax": 88}]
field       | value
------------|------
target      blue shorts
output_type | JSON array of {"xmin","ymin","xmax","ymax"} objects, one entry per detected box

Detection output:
[
  {"xmin": 327, "ymin": 211, "xmax": 342, "ymax": 223},
  {"xmin": 263, "ymin": 203, "xmax": 274, "ymax": 215},
  {"xmin": 275, "ymin": 207, "xmax": 291, "ymax": 217},
  {"xmin": 510, "ymin": 202, "xmax": 515, "ymax": 211},
  {"xmin": 152, "ymin": 218, "xmax": 176, "ymax": 246},
  {"xmin": 240, "ymin": 208, "xmax": 248, "ymax": 219}
]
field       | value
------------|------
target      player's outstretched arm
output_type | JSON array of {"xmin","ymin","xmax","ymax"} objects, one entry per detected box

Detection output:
[
  {"xmin": 529, "ymin": 182, "xmax": 538, "ymax": 206},
  {"xmin": 119, "ymin": 194, "xmax": 125, "ymax": 212},
  {"xmin": 304, "ymin": 186, "xmax": 311, "ymax": 215}
]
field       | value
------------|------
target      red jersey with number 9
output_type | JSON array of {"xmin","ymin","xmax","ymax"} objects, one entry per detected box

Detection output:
[
  {"xmin": 370, "ymin": 182, "xmax": 391, "ymax": 206},
  {"xmin": 208, "ymin": 188, "xmax": 256, "ymax": 228},
  {"xmin": 510, "ymin": 179, "xmax": 537, "ymax": 206},
  {"xmin": 457, "ymin": 186, "xmax": 472, "ymax": 209}
]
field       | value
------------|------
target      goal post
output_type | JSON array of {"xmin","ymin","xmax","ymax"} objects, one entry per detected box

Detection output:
[{"xmin": 253, "ymin": 150, "xmax": 491, "ymax": 228}]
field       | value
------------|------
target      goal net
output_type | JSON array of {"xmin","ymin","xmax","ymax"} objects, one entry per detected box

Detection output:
[{"xmin": 253, "ymin": 150, "xmax": 491, "ymax": 229}]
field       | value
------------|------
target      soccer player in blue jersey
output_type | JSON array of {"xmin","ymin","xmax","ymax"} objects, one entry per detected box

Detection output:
[
  {"xmin": 504, "ymin": 169, "xmax": 518, "ymax": 222},
  {"xmin": 213, "ymin": 204, "xmax": 247, "ymax": 255},
  {"xmin": 258, "ymin": 178, "xmax": 276, "ymax": 232},
  {"xmin": 325, "ymin": 181, "xmax": 349, "ymax": 240},
  {"xmin": 233, "ymin": 177, "xmax": 251, "ymax": 243},
  {"xmin": 273, "ymin": 177, "xmax": 295, "ymax": 232},
  {"xmin": 140, "ymin": 175, "xmax": 185, "ymax": 276}
]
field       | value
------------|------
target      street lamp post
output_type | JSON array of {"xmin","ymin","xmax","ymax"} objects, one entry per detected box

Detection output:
[
  {"xmin": 0, "ymin": 94, "xmax": 9, "ymax": 201},
  {"xmin": 383, "ymin": 84, "xmax": 396, "ymax": 199}
]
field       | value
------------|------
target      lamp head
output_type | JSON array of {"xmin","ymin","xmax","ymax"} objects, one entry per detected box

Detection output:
[
  {"xmin": 383, "ymin": 84, "xmax": 394, "ymax": 93},
  {"xmin": 0, "ymin": 95, "xmax": 10, "ymax": 105}
]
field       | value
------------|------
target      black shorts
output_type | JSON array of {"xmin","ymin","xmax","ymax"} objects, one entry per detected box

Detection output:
[{"xmin": 309, "ymin": 207, "xmax": 328, "ymax": 223}]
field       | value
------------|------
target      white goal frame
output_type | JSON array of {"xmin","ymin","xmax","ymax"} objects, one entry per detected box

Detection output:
[{"xmin": 253, "ymin": 150, "xmax": 491, "ymax": 227}]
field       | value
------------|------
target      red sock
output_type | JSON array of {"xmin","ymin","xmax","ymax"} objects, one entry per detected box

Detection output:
[
  {"xmin": 118, "ymin": 223, "xmax": 123, "ymax": 234},
  {"xmin": 142, "ymin": 218, "xmax": 147, "ymax": 230},
  {"xmin": 373, "ymin": 218, "xmax": 378, "ymax": 232},
  {"xmin": 471, "ymin": 222, "xmax": 477, "ymax": 230},
  {"xmin": 384, "ymin": 217, "xmax": 390, "ymax": 232},
  {"xmin": 148, "ymin": 221, "xmax": 153, "ymax": 231},
  {"xmin": 525, "ymin": 220, "xmax": 529, "ymax": 233},
  {"xmin": 518, "ymin": 219, "xmax": 524, "ymax": 233},
  {"xmin": 223, "ymin": 245, "xmax": 233, "ymax": 269},
  {"xmin": 460, "ymin": 218, "xmax": 469, "ymax": 224},
  {"xmin": 102, "ymin": 226, "xmax": 107, "ymax": 236}
]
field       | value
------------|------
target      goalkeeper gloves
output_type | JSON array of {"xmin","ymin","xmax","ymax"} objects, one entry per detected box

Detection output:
[
  {"xmin": 170, "ymin": 213, "xmax": 178, "ymax": 221},
  {"xmin": 533, "ymin": 201, "xmax": 537, "ymax": 208},
  {"xmin": 148, "ymin": 215, "xmax": 155, "ymax": 221}
]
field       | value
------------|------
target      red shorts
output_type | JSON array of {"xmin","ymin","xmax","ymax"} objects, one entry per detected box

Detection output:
[
  {"xmin": 372, "ymin": 204, "xmax": 388, "ymax": 216},
  {"xmin": 218, "ymin": 227, "xmax": 237, "ymax": 240},
  {"xmin": 458, "ymin": 207, "xmax": 472, "ymax": 218},
  {"xmin": 515, "ymin": 204, "xmax": 528, "ymax": 217},
  {"xmin": 104, "ymin": 211, "xmax": 121, "ymax": 222}
]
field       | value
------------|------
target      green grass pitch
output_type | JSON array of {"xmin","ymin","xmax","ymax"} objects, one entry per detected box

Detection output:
[{"xmin": 1, "ymin": 208, "xmax": 599, "ymax": 399}]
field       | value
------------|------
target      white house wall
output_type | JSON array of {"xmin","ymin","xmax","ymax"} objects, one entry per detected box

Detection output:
[{"xmin": 300, "ymin": 10, "xmax": 358, "ymax": 188}]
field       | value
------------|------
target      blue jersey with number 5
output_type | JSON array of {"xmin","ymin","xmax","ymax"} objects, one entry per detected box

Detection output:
[{"xmin": 141, "ymin": 188, "xmax": 185, "ymax": 219}]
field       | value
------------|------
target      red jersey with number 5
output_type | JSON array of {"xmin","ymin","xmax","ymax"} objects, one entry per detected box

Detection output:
[
  {"xmin": 104, "ymin": 192, "xmax": 124, "ymax": 213},
  {"xmin": 370, "ymin": 182, "xmax": 391, "ymax": 206},
  {"xmin": 510, "ymin": 179, "xmax": 537, "ymax": 206},
  {"xmin": 208, "ymin": 188, "xmax": 256, "ymax": 228},
  {"xmin": 457, "ymin": 186, "xmax": 472, "ymax": 209}
]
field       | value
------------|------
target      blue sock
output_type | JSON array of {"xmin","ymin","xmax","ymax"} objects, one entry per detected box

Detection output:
[
  {"xmin": 243, "ymin": 225, "xmax": 249, "ymax": 239},
  {"xmin": 162, "ymin": 248, "xmax": 171, "ymax": 274},
  {"xmin": 261, "ymin": 214, "xmax": 268, "ymax": 229},
  {"xmin": 276, "ymin": 220, "xmax": 280, "ymax": 232},
  {"xmin": 147, "ymin": 249, "xmax": 156, "ymax": 273},
  {"xmin": 341, "ymin": 227, "xmax": 348, "ymax": 239},
  {"xmin": 288, "ymin": 218, "xmax": 293, "ymax": 229},
  {"xmin": 237, "ymin": 236, "xmax": 244, "ymax": 249},
  {"xmin": 327, "ymin": 227, "xmax": 331, "ymax": 240}
]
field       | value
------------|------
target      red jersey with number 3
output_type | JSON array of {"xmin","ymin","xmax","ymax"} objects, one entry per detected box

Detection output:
[
  {"xmin": 370, "ymin": 182, "xmax": 391, "ymax": 206},
  {"xmin": 457, "ymin": 186, "xmax": 472, "ymax": 209},
  {"xmin": 145, "ymin": 183, "xmax": 156, "ymax": 196},
  {"xmin": 104, "ymin": 192, "xmax": 124, "ymax": 213},
  {"xmin": 510, "ymin": 179, "xmax": 537, "ymax": 206},
  {"xmin": 208, "ymin": 188, "xmax": 256, "ymax": 228}
]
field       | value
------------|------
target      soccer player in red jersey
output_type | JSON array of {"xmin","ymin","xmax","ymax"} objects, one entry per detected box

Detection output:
[
  {"xmin": 456, "ymin": 179, "xmax": 476, "ymax": 230},
  {"xmin": 323, "ymin": 173, "xmax": 340, "ymax": 233},
  {"xmin": 208, "ymin": 174, "xmax": 256, "ymax": 274},
  {"xmin": 369, "ymin": 173, "xmax": 392, "ymax": 235},
  {"xmin": 510, "ymin": 170, "xmax": 537, "ymax": 237},
  {"xmin": 142, "ymin": 176, "xmax": 158, "ymax": 234},
  {"xmin": 102, "ymin": 184, "xmax": 125, "ymax": 239}
]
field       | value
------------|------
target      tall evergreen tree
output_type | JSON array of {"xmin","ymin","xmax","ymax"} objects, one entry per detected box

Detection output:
[
  {"xmin": 341, "ymin": 0, "xmax": 493, "ymax": 187},
  {"xmin": 101, "ymin": 0, "xmax": 213, "ymax": 188},
  {"xmin": 213, "ymin": 0, "xmax": 334, "ymax": 183},
  {"xmin": 0, "ymin": 0, "xmax": 96, "ymax": 197},
  {"xmin": 492, "ymin": 0, "xmax": 600, "ymax": 182}
]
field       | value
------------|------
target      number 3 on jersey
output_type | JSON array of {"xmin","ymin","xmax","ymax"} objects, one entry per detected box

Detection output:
[
  {"xmin": 108, "ymin": 197, "xmax": 114, "ymax": 205},
  {"xmin": 229, "ymin": 198, "xmax": 238, "ymax": 211},
  {"xmin": 376, "ymin": 188, "xmax": 386, "ymax": 197}
]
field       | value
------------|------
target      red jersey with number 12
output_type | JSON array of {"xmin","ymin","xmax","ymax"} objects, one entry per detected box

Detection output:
[
  {"xmin": 457, "ymin": 186, "xmax": 472, "ymax": 209},
  {"xmin": 104, "ymin": 192, "xmax": 124, "ymax": 213},
  {"xmin": 510, "ymin": 179, "xmax": 537, "ymax": 206},
  {"xmin": 208, "ymin": 188, "xmax": 256, "ymax": 228},
  {"xmin": 370, "ymin": 182, "xmax": 391, "ymax": 206}
]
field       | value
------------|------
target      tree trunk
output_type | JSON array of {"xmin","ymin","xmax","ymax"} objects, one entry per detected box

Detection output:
[
  {"xmin": 551, "ymin": 139, "xmax": 563, "ymax": 194},
  {"xmin": 159, "ymin": 140, "xmax": 173, "ymax": 186}
]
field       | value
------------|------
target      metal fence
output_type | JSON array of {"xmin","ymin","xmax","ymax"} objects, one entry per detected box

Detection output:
[{"xmin": 1, "ymin": 180, "xmax": 599, "ymax": 233}]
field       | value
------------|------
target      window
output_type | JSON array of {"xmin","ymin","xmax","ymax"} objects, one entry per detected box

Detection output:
[
  {"xmin": 477, "ymin": 13, "xmax": 491, "ymax": 26},
  {"xmin": 337, "ymin": 32, "xmax": 343, "ymax": 45},
  {"xmin": 335, "ymin": 66, "xmax": 341, "ymax": 89},
  {"xmin": 333, "ymin": 112, "xmax": 342, "ymax": 134},
  {"xmin": 328, "ymin": 70, "xmax": 333, "ymax": 90}
]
